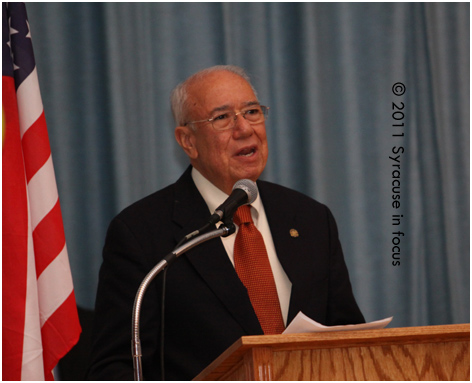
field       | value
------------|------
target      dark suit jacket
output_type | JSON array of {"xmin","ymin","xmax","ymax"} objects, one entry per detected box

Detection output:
[{"xmin": 87, "ymin": 167, "xmax": 364, "ymax": 381}]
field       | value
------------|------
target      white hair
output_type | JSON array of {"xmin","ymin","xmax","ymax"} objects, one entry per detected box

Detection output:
[{"xmin": 170, "ymin": 65, "xmax": 258, "ymax": 127}]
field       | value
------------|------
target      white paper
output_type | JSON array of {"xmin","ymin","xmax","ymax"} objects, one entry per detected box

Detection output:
[{"xmin": 283, "ymin": 311, "xmax": 393, "ymax": 334}]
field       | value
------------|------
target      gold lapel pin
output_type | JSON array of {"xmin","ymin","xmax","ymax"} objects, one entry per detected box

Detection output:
[{"xmin": 290, "ymin": 229, "xmax": 299, "ymax": 238}]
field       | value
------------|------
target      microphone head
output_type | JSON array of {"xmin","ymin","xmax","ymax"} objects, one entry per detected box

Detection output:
[{"xmin": 232, "ymin": 179, "xmax": 258, "ymax": 205}]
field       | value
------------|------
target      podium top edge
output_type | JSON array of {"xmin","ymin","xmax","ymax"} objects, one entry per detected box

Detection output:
[{"xmin": 236, "ymin": 323, "xmax": 470, "ymax": 348}]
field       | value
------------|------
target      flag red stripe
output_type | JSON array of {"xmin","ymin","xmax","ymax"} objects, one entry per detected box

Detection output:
[
  {"xmin": 32, "ymin": 200, "xmax": 66, "ymax": 277},
  {"xmin": 2, "ymin": 76, "xmax": 29, "ymax": 381},
  {"xmin": 21, "ymin": 111, "xmax": 51, "ymax": 183},
  {"xmin": 41, "ymin": 292, "xmax": 82, "ymax": 380}
]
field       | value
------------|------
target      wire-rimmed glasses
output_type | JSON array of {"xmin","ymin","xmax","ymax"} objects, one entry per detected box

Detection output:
[{"xmin": 186, "ymin": 105, "xmax": 269, "ymax": 131}]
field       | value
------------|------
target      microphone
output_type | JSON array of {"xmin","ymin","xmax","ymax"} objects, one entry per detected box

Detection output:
[
  {"xmin": 208, "ymin": 179, "xmax": 258, "ymax": 225},
  {"xmin": 175, "ymin": 179, "xmax": 258, "ymax": 247}
]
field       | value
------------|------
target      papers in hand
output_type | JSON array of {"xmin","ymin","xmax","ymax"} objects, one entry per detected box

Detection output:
[{"xmin": 283, "ymin": 312, "xmax": 393, "ymax": 334}]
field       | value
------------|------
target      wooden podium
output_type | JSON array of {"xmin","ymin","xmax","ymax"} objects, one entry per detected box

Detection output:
[{"xmin": 194, "ymin": 324, "xmax": 469, "ymax": 381}]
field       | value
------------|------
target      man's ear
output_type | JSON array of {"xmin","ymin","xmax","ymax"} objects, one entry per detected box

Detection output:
[{"xmin": 175, "ymin": 126, "xmax": 198, "ymax": 159}]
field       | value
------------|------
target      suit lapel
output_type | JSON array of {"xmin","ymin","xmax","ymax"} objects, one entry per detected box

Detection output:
[
  {"xmin": 257, "ymin": 181, "xmax": 318, "ymax": 324},
  {"xmin": 171, "ymin": 168, "xmax": 263, "ymax": 335}
]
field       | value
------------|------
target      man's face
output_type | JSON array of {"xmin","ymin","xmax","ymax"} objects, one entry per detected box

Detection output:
[{"xmin": 176, "ymin": 71, "xmax": 269, "ymax": 195}]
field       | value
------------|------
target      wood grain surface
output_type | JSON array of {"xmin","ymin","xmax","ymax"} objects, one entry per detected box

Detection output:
[{"xmin": 194, "ymin": 324, "xmax": 469, "ymax": 381}]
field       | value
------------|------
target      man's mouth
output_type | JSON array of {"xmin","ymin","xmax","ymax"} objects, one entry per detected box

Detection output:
[{"xmin": 237, "ymin": 147, "xmax": 256, "ymax": 157}]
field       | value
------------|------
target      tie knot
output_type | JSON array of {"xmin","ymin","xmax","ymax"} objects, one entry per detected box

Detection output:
[{"xmin": 233, "ymin": 205, "xmax": 253, "ymax": 226}]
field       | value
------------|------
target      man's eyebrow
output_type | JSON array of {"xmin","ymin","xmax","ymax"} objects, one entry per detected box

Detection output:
[
  {"xmin": 210, "ymin": 105, "xmax": 231, "ymax": 114},
  {"xmin": 209, "ymin": 101, "xmax": 260, "ymax": 115},
  {"xmin": 243, "ymin": 101, "xmax": 261, "ymax": 107}
]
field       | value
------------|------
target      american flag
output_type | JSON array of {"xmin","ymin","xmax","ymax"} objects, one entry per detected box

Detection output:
[{"xmin": 2, "ymin": 3, "xmax": 81, "ymax": 380}]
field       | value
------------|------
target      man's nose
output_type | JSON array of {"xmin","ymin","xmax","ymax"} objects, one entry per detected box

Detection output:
[{"xmin": 232, "ymin": 113, "xmax": 253, "ymax": 137}]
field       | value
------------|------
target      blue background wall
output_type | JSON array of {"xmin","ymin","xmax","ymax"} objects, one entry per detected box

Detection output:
[{"xmin": 26, "ymin": 2, "xmax": 469, "ymax": 327}]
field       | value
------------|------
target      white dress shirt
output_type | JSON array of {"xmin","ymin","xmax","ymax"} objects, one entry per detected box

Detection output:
[{"xmin": 191, "ymin": 168, "xmax": 292, "ymax": 325}]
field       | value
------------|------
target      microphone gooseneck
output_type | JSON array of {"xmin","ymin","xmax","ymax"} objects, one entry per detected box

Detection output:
[{"xmin": 132, "ymin": 226, "xmax": 233, "ymax": 381}]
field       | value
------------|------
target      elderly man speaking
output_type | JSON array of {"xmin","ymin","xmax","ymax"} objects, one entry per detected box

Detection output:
[{"xmin": 87, "ymin": 65, "xmax": 364, "ymax": 381}]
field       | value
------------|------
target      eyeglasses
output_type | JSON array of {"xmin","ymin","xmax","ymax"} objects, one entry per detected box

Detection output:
[{"xmin": 186, "ymin": 105, "xmax": 269, "ymax": 131}]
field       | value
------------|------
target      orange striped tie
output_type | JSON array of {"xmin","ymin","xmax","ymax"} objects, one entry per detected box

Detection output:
[{"xmin": 233, "ymin": 205, "xmax": 285, "ymax": 334}]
